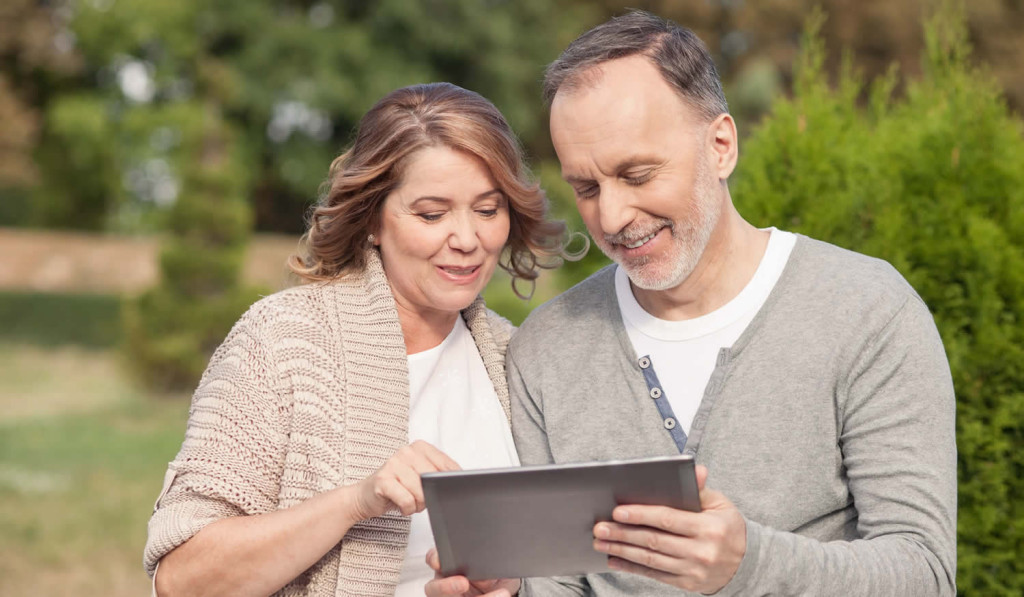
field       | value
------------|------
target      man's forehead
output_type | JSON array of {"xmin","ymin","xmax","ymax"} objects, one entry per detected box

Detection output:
[
  {"xmin": 552, "ymin": 54, "xmax": 666, "ymax": 102},
  {"xmin": 554, "ymin": 63, "xmax": 609, "ymax": 103}
]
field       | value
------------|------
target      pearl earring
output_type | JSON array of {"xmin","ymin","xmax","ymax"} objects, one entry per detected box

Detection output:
[{"xmin": 367, "ymin": 234, "xmax": 376, "ymax": 244}]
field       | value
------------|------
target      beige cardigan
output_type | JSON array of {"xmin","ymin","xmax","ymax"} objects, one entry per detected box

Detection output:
[{"xmin": 144, "ymin": 249, "xmax": 513, "ymax": 596}]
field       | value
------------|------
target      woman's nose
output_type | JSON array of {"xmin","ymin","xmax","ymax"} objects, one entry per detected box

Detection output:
[{"xmin": 447, "ymin": 213, "xmax": 479, "ymax": 252}]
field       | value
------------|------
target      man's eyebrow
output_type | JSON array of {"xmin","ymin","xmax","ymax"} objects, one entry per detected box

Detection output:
[
  {"xmin": 614, "ymin": 155, "xmax": 663, "ymax": 171},
  {"xmin": 563, "ymin": 155, "xmax": 663, "ymax": 184}
]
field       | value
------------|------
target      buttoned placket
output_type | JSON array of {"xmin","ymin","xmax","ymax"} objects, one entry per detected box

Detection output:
[{"xmin": 637, "ymin": 355, "xmax": 688, "ymax": 452}]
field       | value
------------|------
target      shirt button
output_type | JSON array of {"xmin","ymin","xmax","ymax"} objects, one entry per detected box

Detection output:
[
  {"xmin": 638, "ymin": 357, "xmax": 651, "ymax": 369},
  {"xmin": 664, "ymin": 417, "xmax": 677, "ymax": 430},
  {"xmin": 649, "ymin": 387, "xmax": 662, "ymax": 399}
]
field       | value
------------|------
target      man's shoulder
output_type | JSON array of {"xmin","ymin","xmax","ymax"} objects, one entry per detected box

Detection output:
[
  {"xmin": 790, "ymin": 234, "xmax": 920, "ymax": 305},
  {"xmin": 510, "ymin": 264, "xmax": 617, "ymax": 350}
]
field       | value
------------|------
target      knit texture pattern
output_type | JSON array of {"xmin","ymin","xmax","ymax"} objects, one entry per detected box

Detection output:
[{"xmin": 144, "ymin": 249, "xmax": 513, "ymax": 596}]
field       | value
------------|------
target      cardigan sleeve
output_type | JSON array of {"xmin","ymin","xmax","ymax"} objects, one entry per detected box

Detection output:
[
  {"xmin": 716, "ymin": 295, "xmax": 957, "ymax": 597},
  {"xmin": 143, "ymin": 305, "xmax": 291, "ymax": 577}
]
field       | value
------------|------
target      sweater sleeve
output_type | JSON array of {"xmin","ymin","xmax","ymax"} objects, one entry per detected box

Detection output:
[
  {"xmin": 716, "ymin": 295, "xmax": 958, "ymax": 597},
  {"xmin": 143, "ymin": 306, "xmax": 291, "ymax": 577}
]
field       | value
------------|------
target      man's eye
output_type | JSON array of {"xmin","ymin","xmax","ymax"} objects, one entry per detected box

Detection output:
[{"xmin": 624, "ymin": 172, "xmax": 653, "ymax": 186}]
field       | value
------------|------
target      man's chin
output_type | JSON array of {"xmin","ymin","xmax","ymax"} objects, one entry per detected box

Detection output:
[{"xmin": 620, "ymin": 265, "xmax": 672, "ymax": 291}]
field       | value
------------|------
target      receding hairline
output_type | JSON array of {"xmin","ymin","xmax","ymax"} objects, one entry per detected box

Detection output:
[
  {"xmin": 544, "ymin": 29, "xmax": 668, "ymax": 104},
  {"xmin": 548, "ymin": 52, "xmax": 719, "ymax": 125},
  {"xmin": 543, "ymin": 11, "xmax": 729, "ymax": 122}
]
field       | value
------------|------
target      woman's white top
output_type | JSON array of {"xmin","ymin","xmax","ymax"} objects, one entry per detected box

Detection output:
[{"xmin": 394, "ymin": 315, "xmax": 520, "ymax": 597}]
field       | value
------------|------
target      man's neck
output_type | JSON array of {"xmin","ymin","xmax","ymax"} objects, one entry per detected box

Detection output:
[{"xmin": 631, "ymin": 206, "xmax": 770, "ymax": 321}]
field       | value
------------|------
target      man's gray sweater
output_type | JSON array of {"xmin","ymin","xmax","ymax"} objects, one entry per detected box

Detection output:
[{"xmin": 509, "ymin": 235, "xmax": 957, "ymax": 596}]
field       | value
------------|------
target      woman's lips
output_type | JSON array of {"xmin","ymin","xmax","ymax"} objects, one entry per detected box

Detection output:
[{"xmin": 436, "ymin": 264, "xmax": 482, "ymax": 283}]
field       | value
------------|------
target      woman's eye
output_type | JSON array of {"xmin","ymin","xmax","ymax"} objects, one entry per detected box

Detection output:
[
  {"xmin": 575, "ymin": 186, "xmax": 598, "ymax": 199},
  {"xmin": 417, "ymin": 213, "xmax": 443, "ymax": 222},
  {"xmin": 477, "ymin": 209, "xmax": 499, "ymax": 217}
]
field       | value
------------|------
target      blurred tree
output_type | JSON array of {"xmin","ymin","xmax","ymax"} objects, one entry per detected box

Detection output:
[
  {"xmin": 11, "ymin": 0, "xmax": 1024, "ymax": 236},
  {"xmin": 0, "ymin": 0, "xmax": 80, "ymax": 225},
  {"xmin": 564, "ymin": 1, "xmax": 1024, "ymax": 127},
  {"xmin": 35, "ymin": 0, "xmax": 591, "ymax": 233},
  {"xmin": 123, "ymin": 100, "xmax": 260, "ymax": 390},
  {"xmin": 733, "ymin": 3, "xmax": 1024, "ymax": 593}
]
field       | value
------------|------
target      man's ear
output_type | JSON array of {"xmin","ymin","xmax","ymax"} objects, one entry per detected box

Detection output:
[{"xmin": 707, "ymin": 113, "xmax": 738, "ymax": 180}]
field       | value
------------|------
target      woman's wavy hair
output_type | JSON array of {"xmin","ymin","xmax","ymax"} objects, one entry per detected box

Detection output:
[{"xmin": 290, "ymin": 82, "xmax": 572, "ymax": 297}]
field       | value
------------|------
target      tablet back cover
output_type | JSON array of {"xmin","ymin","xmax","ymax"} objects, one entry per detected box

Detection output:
[{"xmin": 423, "ymin": 455, "xmax": 699, "ymax": 580}]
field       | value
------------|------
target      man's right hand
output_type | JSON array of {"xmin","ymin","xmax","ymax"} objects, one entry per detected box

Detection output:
[{"xmin": 423, "ymin": 548, "xmax": 521, "ymax": 597}]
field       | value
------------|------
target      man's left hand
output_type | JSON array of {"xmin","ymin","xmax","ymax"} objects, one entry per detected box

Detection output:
[{"xmin": 592, "ymin": 464, "xmax": 746, "ymax": 594}]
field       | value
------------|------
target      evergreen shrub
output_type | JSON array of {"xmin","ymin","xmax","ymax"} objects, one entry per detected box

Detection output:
[
  {"xmin": 123, "ymin": 102, "xmax": 263, "ymax": 391},
  {"xmin": 732, "ymin": 5, "xmax": 1024, "ymax": 594}
]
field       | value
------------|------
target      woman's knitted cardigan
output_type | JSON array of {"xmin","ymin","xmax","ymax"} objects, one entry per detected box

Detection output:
[{"xmin": 144, "ymin": 249, "xmax": 513, "ymax": 596}]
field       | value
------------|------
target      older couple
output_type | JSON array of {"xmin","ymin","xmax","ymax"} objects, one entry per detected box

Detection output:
[{"xmin": 145, "ymin": 10, "xmax": 956, "ymax": 597}]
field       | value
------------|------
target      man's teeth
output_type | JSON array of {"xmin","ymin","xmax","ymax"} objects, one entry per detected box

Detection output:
[{"xmin": 624, "ymin": 231, "xmax": 657, "ymax": 249}]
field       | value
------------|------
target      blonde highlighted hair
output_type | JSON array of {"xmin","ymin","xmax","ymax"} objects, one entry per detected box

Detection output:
[{"xmin": 290, "ymin": 82, "xmax": 569, "ymax": 296}]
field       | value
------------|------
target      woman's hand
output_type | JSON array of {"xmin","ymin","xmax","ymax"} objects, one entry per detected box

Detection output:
[
  {"xmin": 350, "ymin": 440, "xmax": 460, "ymax": 522},
  {"xmin": 424, "ymin": 548, "xmax": 521, "ymax": 597}
]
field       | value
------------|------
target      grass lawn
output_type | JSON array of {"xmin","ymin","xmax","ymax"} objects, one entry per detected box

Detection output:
[{"xmin": 0, "ymin": 344, "xmax": 190, "ymax": 597}]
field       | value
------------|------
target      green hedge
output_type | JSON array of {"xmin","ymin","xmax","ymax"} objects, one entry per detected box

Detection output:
[
  {"xmin": 732, "ymin": 5, "xmax": 1023, "ymax": 594},
  {"xmin": 0, "ymin": 291, "xmax": 122, "ymax": 348}
]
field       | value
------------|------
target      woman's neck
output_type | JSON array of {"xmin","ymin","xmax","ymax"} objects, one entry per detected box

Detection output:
[{"xmin": 395, "ymin": 303, "xmax": 459, "ymax": 355}]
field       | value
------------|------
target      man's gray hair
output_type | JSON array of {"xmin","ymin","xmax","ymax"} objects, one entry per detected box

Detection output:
[{"xmin": 543, "ymin": 10, "xmax": 728, "ymax": 122}]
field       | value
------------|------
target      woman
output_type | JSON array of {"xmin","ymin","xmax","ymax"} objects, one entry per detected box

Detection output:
[{"xmin": 144, "ymin": 82, "xmax": 567, "ymax": 597}]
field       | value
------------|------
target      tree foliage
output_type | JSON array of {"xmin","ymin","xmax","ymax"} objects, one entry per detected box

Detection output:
[
  {"xmin": 122, "ymin": 100, "xmax": 260, "ymax": 390},
  {"xmin": 733, "ymin": 3, "xmax": 1024, "ymax": 593},
  {"xmin": 20, "ymin": 0, "xmax": 586, "ymax": 233},
  {"xmin": 8, "ymin": 1, "xmax": 1024, "ymax": 237}
]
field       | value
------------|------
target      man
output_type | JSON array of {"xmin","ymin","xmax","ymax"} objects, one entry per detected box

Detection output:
[{"xmin": 428, "ymin": 10, "xmax": 956, "ymax": 597}]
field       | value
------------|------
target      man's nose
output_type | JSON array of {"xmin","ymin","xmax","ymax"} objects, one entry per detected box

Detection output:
[{"xmin": 597, "ymin": 186, "xmax": 635, "ymax": 235}]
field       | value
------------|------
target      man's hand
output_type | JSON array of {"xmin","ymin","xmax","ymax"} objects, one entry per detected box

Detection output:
[
  {"xmin": 592, "ymin": 464, "xmax": 746, "ymax": 594},
  {"xmin": 423, "ymin": 548, "xmax": 521, "ymax": 597}
]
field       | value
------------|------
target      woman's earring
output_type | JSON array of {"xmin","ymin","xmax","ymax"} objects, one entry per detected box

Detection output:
[{"xmin": 367, "ymin": 233, "xmax": 376, "ymax": 245}]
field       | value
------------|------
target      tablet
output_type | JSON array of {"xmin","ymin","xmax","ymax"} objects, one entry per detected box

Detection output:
[{"xmin": 422, "ymin": 454, "xmax": 700, "ymax": 580}]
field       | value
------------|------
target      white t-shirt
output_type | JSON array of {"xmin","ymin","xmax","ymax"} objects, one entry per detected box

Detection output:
[
  {"xmin": 615, "ymin": 228, "xmax": 796, "ymax": 435},
  {"xmin": 395, "ymin": 315, "xmax": 520, "ymax": 597}
]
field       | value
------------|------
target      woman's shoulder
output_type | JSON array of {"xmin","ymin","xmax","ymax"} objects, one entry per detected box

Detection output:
[
  {"xmin": 229, "ymin": 282, "xmax": 348, "ymax": 347},
  {"xmin": 242, "ymin": 283, "xmax": 328, "ymax": 323}
]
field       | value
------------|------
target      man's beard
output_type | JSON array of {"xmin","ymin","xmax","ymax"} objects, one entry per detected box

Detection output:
[{"xmin": 597, "ymin": 157, "xmax": 721, "ymax": 291}]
